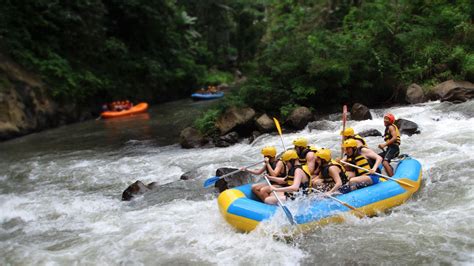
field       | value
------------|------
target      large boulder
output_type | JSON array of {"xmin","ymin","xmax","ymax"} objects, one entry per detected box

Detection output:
[
  {"xmin": 430, "ymin": 80, "xmax": 474, "ymax": 103},
  {"xmin": 405, "ymin": 83, "xmax": 425, "ymax": 104},
  {"xmin": 216, "ymin": 107, "xmax": 256, "ymax": 135},
  {"xmin": 395, "ymin": 119, "xmax": 420, "ymax": 136},
  {"xmin": 255, "ymin": 114, "xmax": 275, "ymax": 132},
  {"xmin": 214, "ymin": 167, "xmax": 255, "ymax": 193},
  {"xmin": 351, "ymin": 103, "xmax": 372, "ymax": 121},
  {"xmin": 214, "ymin": 131, "xmax": 239, "ymax": 147},
  {"xmin": 179, "ymin": 127, "xmax": 208, "ymax": 149},
  {"xmin": 359, "ymin": 129, "xmax": 382, "ymax": 138},
  {"xmin": 286, "ymin": 106, "xmax": 313, "ymax": 130}
]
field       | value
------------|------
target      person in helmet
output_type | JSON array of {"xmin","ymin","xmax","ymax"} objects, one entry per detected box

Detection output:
[
  {"xmin": 312, "ymin": 148, "xmax": 350, "ymax": 194},
  {"xmin": 242, "ymin": 146, "xmax": 286, "ymax": 201},
  {"xmin": 378, "ymin": 113, "xmax": 401, "ymax": 177},
  {"xmin": 264, "ymin": 150, "xmax": 311, "ymax": 204},
  {"xmin": 341, "ymin": 139, "xmax": 383, "ymax": 190},
  {"xmin": 292, "ymin": 137, "xmax": 318, "ymax": 176},
  {"xmin": 340, "ymin": 127, "xmax": 367, "ymax": 148}
]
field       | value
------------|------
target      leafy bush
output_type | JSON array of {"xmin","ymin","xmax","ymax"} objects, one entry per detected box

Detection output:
[{"xmin": 194, "ymin": 108, "xmax": 221, "ymax": 136}]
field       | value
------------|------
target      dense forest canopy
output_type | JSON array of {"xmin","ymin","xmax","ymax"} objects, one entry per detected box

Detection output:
[{"xmin": 0, "ymin": 0, "xmax": 472, "ymax": 115}]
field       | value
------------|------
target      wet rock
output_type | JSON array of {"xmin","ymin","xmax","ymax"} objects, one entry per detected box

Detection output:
[
  {"xmin": 307, "ymin": 120, "xmax": 335, "ymax": 132},
  {"xmin": 179, "ymin": 127, "xmax": 208, "ymax": 149},
  {"xmin": 405, "ymin": 83, "xmax": 425, "ymax": 104},
  {"xmin": 395, "ymin": 119, "xmax": 420, "ymax": 136},
  {"xmin": 216, "ymin": 107, "xmax": 256, "ymax": 135},
  {"xmin": 248, "ymin": 130, "xmax": 263, "ymax": 144},
  {"xmin": 286, "ymin": 106, "xmax": 313, "ymax": 130},
  {"xmin": 359, "ymin": 129, "xmax": 382, "ymax": 137},
  {"xmin": 214, "ymin": 131, "xmax": 239, "ymax": 147},
  {"xmin": 255, "ymin": 114, "xmax": 275, "ymax": 132},
  {"xmin": 351, "ymin": 103, "xmax": 372, "ymax": 120},
  {"xmin": 214, "ymin": 167, "xmax": 255, "ymax": 193},
  {"xmin": 430, "ymin": 80, "xmax": 474, "ymax": 103},
  {"xmin": 122, "ymin": 180, "xmax": 155, "ymax": 201},
  {"xmin": 180, "ymin": 170, "xmax": 198, "ymax": 180}
]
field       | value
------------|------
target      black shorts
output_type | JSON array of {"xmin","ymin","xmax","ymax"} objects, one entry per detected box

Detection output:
[{"xmin": 379, "ymin": 145, "xmax": 400, "ymax": 163}]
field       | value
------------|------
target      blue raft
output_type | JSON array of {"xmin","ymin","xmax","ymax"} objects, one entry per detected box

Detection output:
[
  {"xmin": 191, "ymin": 91, "xmax": 224, "ymax": 100},
  {"xmin": 218, "ymin": 156, "xmax": 422, "ymax": 232}
]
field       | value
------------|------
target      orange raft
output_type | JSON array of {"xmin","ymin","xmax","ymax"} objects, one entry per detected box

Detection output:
[{"xmin": 101, "ymin": 102, "xmax": 148, "ymax": 119}]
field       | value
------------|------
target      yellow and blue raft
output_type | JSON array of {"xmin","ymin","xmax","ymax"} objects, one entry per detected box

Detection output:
[{"xmin": 218, "ymin": 156, "xmax": 422, "ymax": 232}]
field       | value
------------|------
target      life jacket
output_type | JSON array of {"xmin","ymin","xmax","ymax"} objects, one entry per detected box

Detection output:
[
  {"xmin": 284, "ymin": 165, "xmax": 310, "ymax": 188},
  {"xmin": 384, "ymin": 124, "xmax": 401, "ymax": 146},
  {"xmin": 348, "ymin": 134, "xmax": 367, "ymax": 147},
  {"xmin": 320, "ymin": 160, "xmax": 348, "ymax": 189},
  {"xmin": 296, "ymin": 146, "xmax": 317, "ymax": 165},
  {"xmin": 346, "ymin": 147, "xmax": 372, "ymax": 176},
  {"xmin": 266, "ymin": 159, "xmax": 286, "ymax": 177}
]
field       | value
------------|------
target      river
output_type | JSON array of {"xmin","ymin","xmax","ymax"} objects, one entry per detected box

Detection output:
[{"xmin": 1, "ymin": 99, "xmax": 473, "ymax": 265}]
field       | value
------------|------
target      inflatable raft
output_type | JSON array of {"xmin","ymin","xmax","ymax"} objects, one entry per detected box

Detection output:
[
  {"xmin": 101, "ymin": 102, "xmax": 148, "ymax": 119},
  {"xmin": 191, "ymin": 91, "xmax": 224, "ymax": 100},
  {"xmin": 218, "ymin": 156, "xmax": 422, "ymax": 232}
]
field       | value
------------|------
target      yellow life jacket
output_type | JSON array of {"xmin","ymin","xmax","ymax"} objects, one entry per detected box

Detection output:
[
  {"xmin": 284, "ymin": 165, "xmax": 310, "ymax": 187},
  {"xmin": 347, "ymin": 147, "xmax": 371, "ymax": 176},
  {"xmin": 384, "ymin": 124, "xmax": 401, "ymax": 146},
  {"xmin": 320, "ymin": 160, "xmax": 348, "ymax": 188}
]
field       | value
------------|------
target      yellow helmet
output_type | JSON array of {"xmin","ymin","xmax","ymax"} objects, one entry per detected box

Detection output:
[
  {"xmin": 281, "ymin": 150, "xmax": 299, "ymax": 162},
  {"xmin": 293, "ymin": 137, "xmax": 308, "ymax": 148},
  {"xmin": 342, "ymin": 139, "xmax": 358, "ymax": 148},
  {"xmin": 340, "ymin": 127, "xmax": 355, "ymax": 136},
  {"xmin": 261, "ymin": 146, "xmax": 277, "ymax": 157},
  {"xmin": 315, "ymin": 148, "xmax": 331, "ymax": 161}
]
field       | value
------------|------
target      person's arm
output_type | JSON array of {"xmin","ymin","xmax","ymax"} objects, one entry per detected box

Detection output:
[
  {"xmin": 265, "ymin": 174, "xmax": 287, "ymax": 185},
  {"xmin": 272, "ymin": 169, "xmax": 304, "ymax": 193},
  {"xmin": 327, "ymin": 166, "xmax": 342, "ymax": 194},
  {"xmin": 362, "ymin": 148, "xmax": 383, "ymax": 174},
  {"xmin": 241, "ymin": 164, "xmax": 265, "ymax": 175}
]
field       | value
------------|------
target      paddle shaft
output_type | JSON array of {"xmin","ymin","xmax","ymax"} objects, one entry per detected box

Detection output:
[
  {"xmin": 340, "ymin": 105, "xmax": 347, "ymax": 157},
  {"xmin": 222, "ymin": 161, "xmax": 263, "ymax": 179},
  {"xmin": 340, "ymin": 161, "xmax": 415, "ymax": 188},
  {"xmin": 263, "ymin": 175, "xmax": 295, "ymax": 225},
  {"xmin": 311, "ymin": 188, "xmax": 365, "ymax": 216}
]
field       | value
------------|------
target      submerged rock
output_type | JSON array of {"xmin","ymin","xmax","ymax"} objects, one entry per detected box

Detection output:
[
  {"xmin": 351, "ymin": 103, "xmax": 372, "ymax": 121},
  {"xmin": 122, "ymin": 180, "xmax": 158, "ymax": 201},
  {"xmin": 214, "ymin": 167, "xmax": 255, "ymax": 193},
  {"xmin": 395, "ymin": 119, "xmax": 420, "ymax": 136},
  {"xmin": 359, "ymin": 129, "xmax": 382, "ymax": 137}
]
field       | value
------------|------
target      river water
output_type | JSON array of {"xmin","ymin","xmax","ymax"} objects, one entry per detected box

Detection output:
[{"xmin": 0, "ymin": 99, "xmax": 473, "ymax": 265}]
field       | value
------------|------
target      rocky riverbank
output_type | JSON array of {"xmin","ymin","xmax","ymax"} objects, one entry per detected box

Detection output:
[{"xmin": 180, "ymin": 80, "xmax": 474, "ymax": 149}]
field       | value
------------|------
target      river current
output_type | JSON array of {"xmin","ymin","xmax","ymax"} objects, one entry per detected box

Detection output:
[{"xmin": 1, "ymin": 99, "xmax": 473, "ymax": 265}]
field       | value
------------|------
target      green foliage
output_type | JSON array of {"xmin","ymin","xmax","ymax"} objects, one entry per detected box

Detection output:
[
  {"xmin": 201, "ymin": 70, "xmax": 234, "ymax": 85},
  {"xmin": 194, "ymin": 108, "xmax": 221, "ymax": 135}
]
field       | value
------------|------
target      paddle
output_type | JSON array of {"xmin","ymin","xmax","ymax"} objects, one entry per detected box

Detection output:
[
  {"xmin": 340, "ymin": 105, "xmax": 347, "ymax": 158},
  {"xmin": 311, "ymin": 188, "xmax": 365, "ymax": 216},
  {"xmin": 203, "ymin": 161, "xmax": 263, "ymax": 188},
  {"xmin": 263, "ymin": 175, "xmax": 296, "ymax": 225},
  {"xmin": 273, "ymin": 117, "xmax": 286, "ymax": 151},
  {"xmin": 340, "ymin": 161, "xmax": 418, "ymax": 193}
]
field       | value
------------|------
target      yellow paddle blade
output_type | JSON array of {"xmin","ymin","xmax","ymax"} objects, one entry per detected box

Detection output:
[
  {"xmin": 273, "ymin": 117, "xmax": 283, "ymax": 136},
  {"xmin": 395, "ymin": 178, "xmax": 419, "ymax": 193}
]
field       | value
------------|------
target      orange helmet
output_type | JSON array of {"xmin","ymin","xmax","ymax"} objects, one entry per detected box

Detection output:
[{"xmin": 384, "ymin": 113, "xmax": 395, "ymax": 124}]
